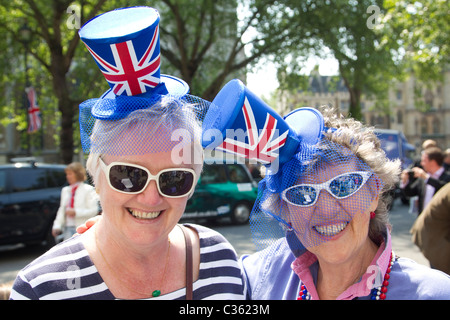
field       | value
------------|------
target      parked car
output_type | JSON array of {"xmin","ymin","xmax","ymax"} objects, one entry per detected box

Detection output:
[
  {"xmin": 374, "ymin": 129, "xmax": 416, "ymax": 206},
  {"xmin": 182, "ymin": 163, "xmax": 258, "ymax": 224},
  {"xmin": 0, "ymin": 160, "xmax": 67, "ymax": 247}
]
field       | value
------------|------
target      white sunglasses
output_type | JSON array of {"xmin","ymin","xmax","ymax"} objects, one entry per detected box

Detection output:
[
  {"xmin": 282, "ymin": 171, "xmax": 373, "ymax": 207},
  {"xmin": 99, "ymin": 158, "xmax": 196, "ymax": 198}
]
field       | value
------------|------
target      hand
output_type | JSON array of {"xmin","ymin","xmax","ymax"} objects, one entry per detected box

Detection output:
[
  {"xmin": 411, "ymin": 167, "xmax": 429, "ymax": 180},
  {"xmin": 52, "ymin": 229, "xmax": 61, "ymax": 237},
  {"xmin": 401, "ymin": 169, "xmax": 410, "ymax": 184},
  {"xmin": 76, "ymin": 215, "xmax": 102, "ymax": 234},
  {"xmin": 65, "ymin": 208, "xmax": 76, "ymax": 217}
]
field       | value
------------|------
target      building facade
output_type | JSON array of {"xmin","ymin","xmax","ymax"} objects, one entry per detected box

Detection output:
[{"xmin": 278, "ymin": 69, "xmax": 450, "ymax": 153}]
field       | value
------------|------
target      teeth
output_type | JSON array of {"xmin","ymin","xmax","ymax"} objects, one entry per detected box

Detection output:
[
  {"xmin": 128, "ymin": 209, "xmax": 161, "ymax": 219},
  {"xmin": 314, "ymin": 222, "xmax": 348, "ymax": 236}
]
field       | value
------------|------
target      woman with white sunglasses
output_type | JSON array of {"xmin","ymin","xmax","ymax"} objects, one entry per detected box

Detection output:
[
  {"xmin": 10, "ymin": 7, "xmax": 245, "ymax": 300},
  {"xmin": 241, "ymin": 106, "xmax": 450, "ymax": 300}
]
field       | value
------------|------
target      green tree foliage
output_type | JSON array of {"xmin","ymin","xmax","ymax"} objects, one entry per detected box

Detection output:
[
  {"xmin": 0, "ymin": 0, "xmax": 293, "ymax": 162},
  {"xmin": 0, "ymin": 0, "xmax": 110, "ymax": 163},
  {"xmin": 272, "ymin": 0, "xmax": 402, "ymax": 120},
  {"xmin": 156, "ymin": 0, "xmax": 295, "ymax": 100},
  {"xmin": 384, "ymin": 0, "xmax": 449, "ymax": 81}
]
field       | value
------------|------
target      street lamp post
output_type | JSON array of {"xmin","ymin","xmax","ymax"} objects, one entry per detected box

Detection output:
[{"xmin": 18, "ymin": 22, "xmax": 32, "ymax": 156}]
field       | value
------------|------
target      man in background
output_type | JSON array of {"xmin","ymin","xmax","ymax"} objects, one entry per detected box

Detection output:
[{"xmin": 401, "ymin": 146, "xmax": 450, "ymax": 214}]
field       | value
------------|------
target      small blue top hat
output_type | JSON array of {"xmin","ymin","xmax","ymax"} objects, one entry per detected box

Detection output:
[
  {"xmin": 78, "ymin": 6, "xmax": 189, "ymax": 120},
  {"xmin": 202, "ymin": 79, "xmax": 324, "ymax": 165}
]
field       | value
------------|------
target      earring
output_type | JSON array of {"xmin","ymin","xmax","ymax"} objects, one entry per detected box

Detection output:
[
  {"xmin": 370, "ymin": 211, "xmax": 376, "ymax": 219},
  {"xmin": 283, "ymin": 222, "xmax": 294, "ymax": 232}
]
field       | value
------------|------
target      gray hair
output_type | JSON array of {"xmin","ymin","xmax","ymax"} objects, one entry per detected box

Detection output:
[
  {"xmin": 319, "ymin": 106, "xmax": 401, "ymax": 243},
  {"xmin": 86, "ymin": 96, "xmax": 204, "ymax": 188}
]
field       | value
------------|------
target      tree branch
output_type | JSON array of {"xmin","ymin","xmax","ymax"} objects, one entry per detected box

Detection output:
[
  {"xmin": 64, "ymin": 0, "xmax": 108, "ymax": 71},
  {"xmin": 24, "ymin": 0, "xmax": 51, "ymax": 43}
]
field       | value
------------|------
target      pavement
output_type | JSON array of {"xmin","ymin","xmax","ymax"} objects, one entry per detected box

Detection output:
[{"xmin": 388, "ymin": 199, "xmax": 429, "ymax": 266}]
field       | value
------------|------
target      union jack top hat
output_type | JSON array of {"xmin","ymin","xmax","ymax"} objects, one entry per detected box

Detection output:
[
  {"xmin": 78, "ymin": 6, "xmax": 189, "ymax": 120},
  {"xmin": 202, "ymin": 79, "xmax": 324, "ymax": 165}
]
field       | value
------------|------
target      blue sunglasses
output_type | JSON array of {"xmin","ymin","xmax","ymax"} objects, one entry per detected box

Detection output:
[{"xmin": 282, "ymin": 171, "xmax": 373, "ymax": 207}]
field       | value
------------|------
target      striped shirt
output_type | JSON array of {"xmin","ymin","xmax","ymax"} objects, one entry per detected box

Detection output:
[{"xmin": 10, "ymin": 224, "xmax": 245, "ymax": 300}]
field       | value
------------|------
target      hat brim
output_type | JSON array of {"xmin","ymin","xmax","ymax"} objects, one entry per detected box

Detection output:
[{"xmin": 91, "ymin": 74, "xmax": 189, "ymax": 120}]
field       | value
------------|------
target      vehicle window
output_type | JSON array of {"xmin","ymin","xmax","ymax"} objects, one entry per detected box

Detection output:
[
  {"xmin": 376, "ymin": 133, "xmax": 400, "ymax": 159},
  {"xmin": 46, "ymin": 168, "xmax": 67, "ymax": 188},
  {"xmin": 0, "ymin": 170, "xmax": 6, "ymax": 194},
  {"xmin": 228, "ymin": 164, "xmax": 251, "ymax": 183},
  {"xmin": 11, "ymin": 168, "xmax": 47, "ymax": 192},
  {"xmin": 201, "ymin": 164, "xmax": 227, "ymax": 184}
]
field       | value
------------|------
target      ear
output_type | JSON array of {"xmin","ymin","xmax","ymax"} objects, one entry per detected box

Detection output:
[{"xmin": 369, "ymin": 195, "xmax": 379, "ymax": 212}]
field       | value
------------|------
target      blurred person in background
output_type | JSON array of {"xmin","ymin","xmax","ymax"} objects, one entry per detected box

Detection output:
[
  {"xmin": 52, "ymin": 162, "xmax": 99, "ymax": 241},
  {"xmin": 411, "ymin": 183, "xmax": 450, "ymax": 275},
  {"xmin": 443, "ymin": 148, "xmax": 450, "ymax": 171},
  {"xmin": 401, "ymin": 147, "xmax": 450, "ymax": 215},
  {"xmin": 0, "ymin": 281, "xmax": 13, "ymax": 300}
]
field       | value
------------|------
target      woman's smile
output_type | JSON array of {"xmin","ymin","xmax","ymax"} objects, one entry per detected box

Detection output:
[
  {"xmin": 313, "ymin": 221, "xmax": 349, "ymax": 237},
  {"xmin": 127, "ymin": 208, "xmax": 163, "ymax": 220}
]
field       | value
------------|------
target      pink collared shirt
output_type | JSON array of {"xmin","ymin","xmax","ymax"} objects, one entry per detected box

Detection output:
[{"xmin": 291, "ymin": 233, "xmax": 393, "ymax": 300}]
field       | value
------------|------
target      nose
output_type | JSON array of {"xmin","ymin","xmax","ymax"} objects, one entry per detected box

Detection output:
[
  {"xmin": 315, "ymin": 187, "xmax": 336, "ymax": 205},
  {"xmin": 136, "ymin": 180, "xmax": 163, "ymax": 206}
]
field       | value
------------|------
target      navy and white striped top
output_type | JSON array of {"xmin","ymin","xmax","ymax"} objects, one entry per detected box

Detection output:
[{"xmin": 10, "ymin": 224, "xmax": 245, "ymax": 300}]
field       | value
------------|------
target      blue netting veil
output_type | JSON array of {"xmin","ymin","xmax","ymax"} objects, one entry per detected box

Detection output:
[
  {"xmin": 249, "ymin": 107, "xmax": 400, "ymax": 258},
  {"xmin": 77, "ymin": 6, "xmax": 211, "ymax": 159},
  {"xmin": 250, "ymin": 136, "xmax": 382, "ymax": 256},
  {"xmin": 79, "ymin": 94, "xmax": 210, "ymax": 157}
]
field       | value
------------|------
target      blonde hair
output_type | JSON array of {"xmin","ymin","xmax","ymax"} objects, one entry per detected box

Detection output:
[
  {"xmin": 0, "ymin": 281, "xmax": 13, "ymax": 300},
  {"xmin": 65, "ymin": 162, "xmax": 87, "ymax": 182}
]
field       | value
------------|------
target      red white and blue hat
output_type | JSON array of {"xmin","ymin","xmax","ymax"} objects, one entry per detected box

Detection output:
[
  {"xmin": 202, "ymin": 79, "xmax": 324, "ymax": 165},
  {"xmin": 202, "ymin": 79, "xmax": 326, "ymax": 256},
  {"xmin": 78, "ymin": 6, "xmax": 189, "ymax": 120},
  {"xmin": 78, "ymin": 7, "xmax": 211, "ymax": 156}
]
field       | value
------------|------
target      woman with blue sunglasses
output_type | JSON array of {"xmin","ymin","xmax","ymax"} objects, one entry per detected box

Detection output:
[{"xmin": 242, "ymin": 106, "xmax": 450, "ymax": 300}]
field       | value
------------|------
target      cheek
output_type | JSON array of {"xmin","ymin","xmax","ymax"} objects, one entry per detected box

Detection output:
[
  {"xmin": 351, "ymin": 209, "xmax": 370, "ymax": 232},
  {"xmin": 168, "ymin": 197, "xmax": 188, "ymax": 217},
  {"xmin": 97, "ymin": 179, "xmax": 127, "ymax": 212}
]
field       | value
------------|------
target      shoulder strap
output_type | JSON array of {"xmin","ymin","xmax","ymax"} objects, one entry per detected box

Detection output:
[{"xmin": 178, "ymin": 224, "xmax": 193, "ymax": 300}]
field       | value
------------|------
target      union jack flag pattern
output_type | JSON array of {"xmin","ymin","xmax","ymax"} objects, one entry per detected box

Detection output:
[
  {"xmin": 216, "ymin": 97, "xmax": 289, "ymax": 164},
  {"xmin": 25, "ymin": 87, "xmax": 41, "ymax": 133},
  {"xmin": 84, "ymin": 25, "xmax": 161, "ymax": 96},
  {"xmin": 202, "ymin": 79, "xmax": 300, "ymax": 166}
]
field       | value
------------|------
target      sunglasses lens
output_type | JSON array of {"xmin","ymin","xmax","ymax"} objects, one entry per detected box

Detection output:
[
  {"xmin": 329, "ymin": 173, "xmax": 364, "ymax": 198},
  {"xmin": 159, "ymin": 170, "xmax": 194, "ymax": 197},
  {"xmin": 285, "ymin": 185, "xmax": 317, "ymax": 206},
  {"xmin": 109, "ymin": 165, "xmax": 148, "ymax": 193}
]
